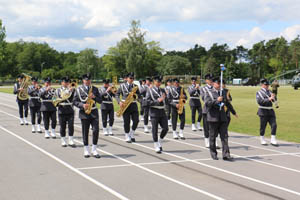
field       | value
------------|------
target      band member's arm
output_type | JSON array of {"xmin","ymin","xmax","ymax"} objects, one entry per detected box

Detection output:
[
  {"xmin": 39, "ymin": 87, "xmax": 47, "ymax": 98},
  {"xmin": 73, "ymin": 89, "xmax": 84, "ymax": 109},
  {"xmin": 146, "ymin": 90, "xmax": 160, "ymax": 106},
  {"xmin": 256, "ymin": 92, "xmax": 271, "ymax": 106},
  {"xmin": 13, "ymin": 83, "xmax": 19, "ymax": 94},
  {"xmin": 199, "ymin": 87, "xmax": 205, "ymax": 101},
  {"xmin": 28, "ymin": 86, "xmax": 35, "ymax": 96},
  {"xmin": 168, "ymin": 91, "xmax": 177, "ymax": 107},
  {"xmin": 183, "ymin": 88, "xmax": 188, "ymax": 100},
  {"xmin": 188, "ymin": 86, "xmax": 197, "ymax": 96},
  {"xmin": 93, "ymin": 87, "xmax": 102, "ymax": 104},
  {"xmin": 115, "ymin": 87, "xmax": 122, "ymax": 104},
  {"xmin": 226, "ymin": 101, "xmax": 236, "ymax": 115},
  {"xmin": 204, "ymin": 92, "xmax": 220, "ymax": 109}
]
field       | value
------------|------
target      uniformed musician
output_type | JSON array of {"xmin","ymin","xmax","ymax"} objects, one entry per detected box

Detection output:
[
  {"xmin": 56, "ymin": 77, "xmax": 75, "ymax": 147},
  {"xmin": 256, "ymin": 79, "xmax": 278, "ymax": 146},
  {"xmin": 204, "ymin": 77, "xmax": 233, "ymax": 161},
  {"xmin": 13, "ymin": 74, "xmax": 29, "ymax": 125},
  {"xmin": 39, "ymin": 77, "xmax": 57, "ymax": 139},
  {"xmin": 99, "ymin": 79, "xmax": 115, "ymax": 136},
  {"xmin": 188, "ymin": 77, "xmax": 202, "ymax": 131},
  {"xmin": 167, "ymin": 78, "xmax": 187, "ymax": 140},
  {"xmin": 115, "ymin": 72, "xmax": 141, "ymax": 143},
  {"xmin": 73, "ymin": 74, "xmax": 102, "ymax": 158},
  {"xmin": 164, "ymin": 79, "xmax": 173, "ymax": 126},
  {"xmin": 141, "ymin": 77, "xmax": 152, "ymax": 133},
  {"xmin": 28, "ymin": 77, "xmax": 42, "ymax": 133},
  {"xmin": 139, "ymin": 79, "xmax": 146, "ymax": 121},
  {"xmin": 146, "ymin": 76, "xmax": 168, "ymax": 153}
]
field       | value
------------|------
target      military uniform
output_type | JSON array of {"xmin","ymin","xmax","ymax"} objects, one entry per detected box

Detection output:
[
  {"xmin": 39, "ymin": 81, "xmax": 57, "ymax": 139},
  {"xmin": 140, "ymin": 82, "xmax": 151, "ymax": 133},
  {"xmin": 99, "ymin": 84, "xmax": 115, "ymax": 136},
  {"xmin": 56, "ymin": 84, "xmax": 75, "ymax": 147},
  {"xmin": 73, "ymin": 79, "xmax": 102, "ymax": 158},
  {"xmin": 164, "ymin": 82, "xmax": 173, "ymax": 126},
  {"xmin": 28, "ymin": 81, "xmax": 42, "ymax": 133},
  {"xmin": 223, "ymin": 88, "xmax": 236, "ymax": 127},
  {"xmin": 139, "ymin": 80, "xmax": 146, "ymax": 119},
  {"xmin": 146, "ymin": 79, "xmax": 169, "ymax": 153},
  {"xmin": 188, "ymin": 82, "xmax": 202, "ymax": 131},
  {"xmin": 204, "ymin": 86, "xmax": 232, "ymax": 160},
  {"xmin": 115, "ymin": 73, "xmax": 141, "ymax": 143},
  {"xmin": 256, "ymin": 80, "xmax": 278, "ymax": 146},
  {"xmin": 167, "ymin": 82, "xmax": 187, "ymax": 139},
  {"xmin": 13, "ymin": 80, "xmax": 29, "ymax": 125}
]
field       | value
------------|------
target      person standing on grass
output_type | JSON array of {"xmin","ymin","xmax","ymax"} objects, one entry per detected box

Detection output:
[
  {"xmin": 188, "ymin": 77, "xmax": 202, "ymax": 131},
  {"xmin": 256, "ymin": 79, "xmax": 278, "ymax": 146}
]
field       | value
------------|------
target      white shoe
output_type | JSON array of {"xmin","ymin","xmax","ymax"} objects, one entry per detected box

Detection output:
[
  {"xmin": 141, "ymin": 116, "xmax": 144, "ymax": 121},
  {"xmin": 125, "ymin": 133, "xmax": 131, "ymax": 143},
  {"xmin": 68, "ymin": 136, "xmax": 75, "ymax": 147},
  {"xmin": 108, "ymin": 126, "xmax": 113, "ymax": 135},
  {"xmin": 144, "ymin": 125, "xmax": 150, "ymax": 133},
  {"xmin": 149, "ymin": 116, "xmax": 151, "ymax": 121},
  {"xmin": 179, "ymin": 129, "xmax": 185, "ymax": 140},
  {"xmin": 168, "ymin": 120, "xmax": 172, "ymax": 126},
  {"xmin": 31, "ymin": 125, "xmax": 36, "ymax": 133},
  {"xmin": 204, "ymin": 138, "xmax": 210, "ymax": 148},
  {"xmin": 84, "ymin": 146, "xmax": 90, "ymax": 158},
  {"xmin": 130, "ymin": 130, "xmax": 136, "ymax": 142},
  {"xmin": 173, "ymin": 131, "xmax": 179, "ymax": 139},
  {"xmin": 271, "ymin": 135, "xmax": 278, "ymax": 146},
  {"xmin": 36, "ymin": 124, "xmax": 42, "ymax": 133},
  {"xmin": 154, "ymin": 142, "xmax": 161, "ymax": 153},
  {"xmin": 44, "ymin": 130, "xmax": 50, "ymax": 139},
  {"xmin": 103, "ymin": 127, "xmax": 109, "ymax": 136},
  {"xmin": 216, "ymin": 139, "xmax": 220, "ymax": 149},
  {"xmin": 51, "ymin": 129, "xmax": 56, "ymax": 138},
  {"xmin": 260, "ymin": 136, "xmax": 267, "ymax": 145},
  {"xmin": 192, "ymin": 124, "xmax": 197, "ymax": 131},
  {"xmin": 91, "ymin": 144, "xmax": 100, "ymax": 158},
  {"xmin": 61, "ymin": 137, "xmax": 67, "ymax": 147},
  {"xmin": 197, "ymin": 122, "xmax": 202, "ymax": 130},
  {"xmin": 23, "ymin": 118, "xmax": 29, "ymax": 125},
  {"xmin": 20, "ymin": 118, "xmax": 24, "ymax": 125}
]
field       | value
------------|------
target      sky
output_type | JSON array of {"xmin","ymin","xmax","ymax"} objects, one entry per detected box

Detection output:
[{"xmin": 1, "ymin": 0, "xmax": 300, "ymax": 55}]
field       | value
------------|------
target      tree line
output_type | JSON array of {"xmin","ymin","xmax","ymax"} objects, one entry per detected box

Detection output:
[{"xmin": 1, "ymin": 19, "xmax": 300, "ymax": 82}]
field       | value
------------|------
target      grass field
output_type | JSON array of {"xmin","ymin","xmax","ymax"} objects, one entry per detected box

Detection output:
[{"xmin": 1, "ymin": 85, "xmax": 299, "ymax": 143}]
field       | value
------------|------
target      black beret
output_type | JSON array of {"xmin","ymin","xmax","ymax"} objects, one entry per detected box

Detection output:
[
  {"xmin": 61, "ymin": 76, "xmax": 70, "ymax": 82},
  {"xmin": 153, "ymin": 75, "xmax": 162, "ymax": 82},
  {"xmin": 82, "ymin": 73, "xmax": 91, "ymax": 80},
  {"xmin": 167, "ymin": 79, "xmax": 172, "ymax": 83},
  {"xmin": 17, "ymin": 74, "xmax": 24, "ymax": 79},
  {"xmin": 261, "ymin": 79, "xmax": 270, "ymax": 85},
  {"xmin": 127, "ymin": 72, "xmax": 134, "ymax": 78},
  {"xmin": 173, "ymin": 78, "xmax": 179, "ymax": 83},
  {"xmin": 103, "ymin": 79, "xmax": 110, "ymax": 84},
  {"xmin": 31, "ymin": 77, "xmax": 38, "ymax": 82},
  {"xmin": 146, "ymin": 77, "xmax": 153, "ymax": 82},
  {"xmin": 44, "ymin": 77, "xmax": 52, "ymax": 83},
  {"xmin": 212, "ymin": 77, "xmax": 221, "ymax": 83},
  {"xmin": 191, "ymin": 77, "xmax": 197, "ymax": 81},
  {"xmin": 204, "ymin": 74, "xmax": 213, "ymax": 80}
]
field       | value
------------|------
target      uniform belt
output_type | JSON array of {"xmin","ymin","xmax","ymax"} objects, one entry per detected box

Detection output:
[
  {"xmin": 59, "ymin": 103, "xmax": 73, "ymax": 106},
  {"xmin": 173, "ymin": 100, "xmax": 179, "ymax": 102},
  {"xmin": 151, "ymin": 106, "xmax": 165, "ymax": 109},
  {"xmin": 92, "ymin": 107, "xmax": 97, "ymax": 110},
  {"xmin": 121, "ymin": 100, "xmax": 137, "ymax": 103},
  {"xmin": 258, "ymin": 106, "xmax": 273, "ymax": 110},
  {"xmin": 41, "ymin": 100, "xmax": 53, "ymax": 102},
  {"xmin": 30, "ymin": 97, "xmax": 40, "ymax": 99},
  {"xmin": 102, "ymin": 101, "xmax": 113, "ymax": 104},
  {"xmin": 143, "ymin": 97, "xmax": 147, "ymax": 99},
  {"xmin": 190, "ymin": 97, "xmax": 200, "ymax": 99}
]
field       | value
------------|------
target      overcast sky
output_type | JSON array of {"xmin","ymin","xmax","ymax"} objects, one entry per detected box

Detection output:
[{"xmin": 1, "ymin": 0, "xmax": 300, "ymax": 55}]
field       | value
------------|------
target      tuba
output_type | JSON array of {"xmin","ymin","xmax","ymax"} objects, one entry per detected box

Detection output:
[
  {"xmin": 18, "ymin": 73, "xmax": 32, "ymax": 100},
  {"xmin": 117, "ymin": 85, "xmax": 138, "ymax": 117},
  {"xmin": 178, "ymin": 87, "xmax": 186, "ymax": 115},
  {"xmin": 85, "ymin": 85, "xmax": 95, "ymax": 115},
  {"xmin": 52, "ymin": 88, "xmax": 72, "ymax": 107}
]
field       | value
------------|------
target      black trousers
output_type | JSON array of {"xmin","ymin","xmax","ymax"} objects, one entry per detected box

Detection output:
[
  {"xmin": 101, "ymin": 109, "xmax": 114, "ymax": 128},
  {"xmin": 30, "ymin": 106, "xmax": 41, "ymax": 125},
  {"xmin": 171, "ymin": 107, "xmax": 185, "ymax": 131},
  {"xmin": 18, "ymin": 100, "xmax": 28, "ymax": 118},
  {"xmin": 123, "ymin": 108, "xmax": 139, "ymax": 133},
  {"xmin": 81, "ymin": 117, "xmax": 99, "ymax": 146},
  {"xmin": 260, "ymin": 115, "xmax": 277, "ymax": 136},
  {"xmin": 208, "ymin": 122, "xmax": 230, "ymax": 158},
  {"xmin": 202, "ymin": 114, "xmax": 209, "ymax": 138},
  {"xmin": 42, "ymin": 111, "xmax": 57, "ymax": 130},
  {"xmin": 151, "ymin": 113, "xmax": 169, "ymax": 142},
  {"xmin": 59, "ymin": 114, "xmax": 74, "ymax": 137},
  {"xmin": 144, "ymin": 106, "xmax": 150, "ymax": 125},
  {"xmin": 190, "ymin": 106, "xmax": 202, "ymax": 124},
  {"xmin": 165, "ymin": 104, "xmax": 171, "ymax": 120},
  {"xmin": 140, "ymin": 104, "xmax": 144, "ymax": 116}
]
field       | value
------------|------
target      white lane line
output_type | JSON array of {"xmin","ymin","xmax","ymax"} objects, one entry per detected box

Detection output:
[
  {"xmin": 109, "ymin": 124, "xmax": 300, "ymax": 197},
  {"xmin": 0, "ymin": 109, "xmax": 225, "ymax": 200},
  {"xmin": 77, "ymin": 158, "xmax": 213, "ymax": 170},
  {"xmin": 0, "ymin": 125, "xmax": 130, "ymax": 200}
]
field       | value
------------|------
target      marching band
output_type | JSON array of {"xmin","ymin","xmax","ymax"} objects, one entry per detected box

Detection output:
[{"xmin": 12, "ymin": 70, "xmax": 280, "ymax": 160}]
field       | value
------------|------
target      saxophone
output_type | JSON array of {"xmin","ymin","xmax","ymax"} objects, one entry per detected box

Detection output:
[
  {"xmin": 178, "ymin": 87, "xmax": 186, "ymax": 115},
  {"xmin": 85, "ymin": 85, "xmax": 95, "ymax": 115},
  {"xmin": 18, "ymin": 73, "xmax": 32, "ymax": 100},
  {"xmin": 117, "ymin": 85, "xmax": 138, "ymax": 117}
]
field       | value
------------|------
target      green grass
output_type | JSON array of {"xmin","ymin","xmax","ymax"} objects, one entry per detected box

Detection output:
[{"xmin": 1, "ymin": 85, "xmax": 299, "ymax": 143}]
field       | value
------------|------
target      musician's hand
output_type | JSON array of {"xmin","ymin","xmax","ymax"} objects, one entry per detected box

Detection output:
[
  {"xmin": 217, "ymin": 96, "xmax": 223, "ymax": 102},
  {"xmin": 268, "ymin": 97, "xmax": 274, "ymax": 102},
  {"xmin": 196, "ymin": 84, "xmax": 200, "ymax": 89},
  {"xmin": 176, "ymin": 104, "xmax": 179, "ymax": 109},
  {"xmin": 106, "ymin": 87, "xmax": 112, "ymax": 92},
  {"xmin": 119, "ymin": 102, "xmax": 124, "ymax": 107},
  {"xmin": 234, "ymin": 114, "xmax": 238, "ymax": 118},
  {"xmin": 83, "ymin": 104, "xmax": 89, "ymax": 110},
  {"xmin": 158, "ymin": 97, "xmax": 163, "ymax": 102},
  {"xmin": 89, "ymin": 93, "xmax": 95, "ymax": 99},
  {"xmin": 18, "ymin": 88, "xmax": 24, "ymax": 91}
]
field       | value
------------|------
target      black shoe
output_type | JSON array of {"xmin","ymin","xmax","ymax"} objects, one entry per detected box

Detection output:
[
  {"xmin": 38, "ymin": 131, "xmax": 42, "ymax": 133},
  {"xmin": 93, "ymin": 154, "xmax": 101, "ymax": 159},
  {"xmin": 62, "ymin": 144, "xmax": 67, "ymax": 147},
  {"xmin": 212, "ymin": 156, "xmax": 219, "ymax": 160},
  {"xmin": 223, "ymin": 156, "xmax": 234, "ymax": 161},
  {"xmin": 32, "ymin": 131, "xmax": 36, "ymax": 133},
  {"xmin": 271, "ymin": 143, "xmax": 279, "ymax": 147},
  {"xmin": 216, "ymin": 146, "xmax": 221, "ymax": 149},
  {"xmin": 180, "ymin": 137, "xmax": 186, "ymax": 140},
  {"xmin": 131, "ymin": 138, "xmax": 136, "ymax": 143},
  {"xmin": 84, "ymin": 155, "xmax": 90, "ymax": 158},
  {"xmin": 156, "ymin": 151, "xmax": 162, "ymax": 154},
  {"xmin": 69, "ymin": 144, "xmax": 76, "ymax": 148},
  {"xmin": 160, "ymin": 147, "xmax": 163, "ymax": 151}
]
